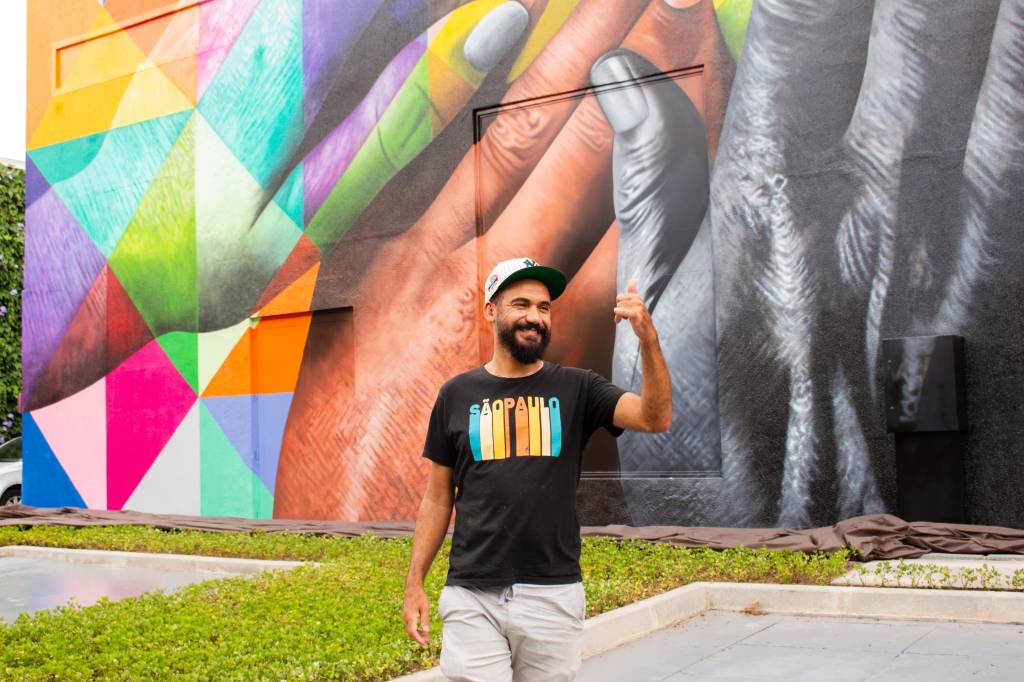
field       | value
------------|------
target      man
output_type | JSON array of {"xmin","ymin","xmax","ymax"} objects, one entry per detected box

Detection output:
[{"xmin": 403, "ymin": 257, "xmax": 672, "ymax": 681}]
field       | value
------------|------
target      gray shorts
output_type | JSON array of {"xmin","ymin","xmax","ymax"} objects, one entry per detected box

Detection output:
[{"xmin": 438, "ymin": 582, "xmax": 585, "ymax": 682}]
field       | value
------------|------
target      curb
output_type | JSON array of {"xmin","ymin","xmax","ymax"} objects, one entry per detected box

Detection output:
[
  {"xmin": 0, "ymin": 545, "xmax": 308, "ymax": 574},
  {"xmin": 390, "ymin": 582, "xmax": 1024, "ymax": 681}
]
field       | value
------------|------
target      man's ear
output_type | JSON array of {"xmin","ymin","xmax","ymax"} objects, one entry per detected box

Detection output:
[{"xmin": 483, "ymin": 300, "xmax": 496, "ymax": 322}]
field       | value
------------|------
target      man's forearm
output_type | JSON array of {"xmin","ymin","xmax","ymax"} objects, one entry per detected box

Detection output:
[
  {"xmin": 406, "ymin": 495, "xmax": 453, "ymax": 586},
  {"xmin": 639, "ymin": 329, "xmax": 672, "ymax": 431}
]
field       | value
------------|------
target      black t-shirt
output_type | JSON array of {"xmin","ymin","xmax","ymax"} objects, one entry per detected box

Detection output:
[{"xmin": 423, "ymin": 362, "xmax": 627, "ymax": 587}]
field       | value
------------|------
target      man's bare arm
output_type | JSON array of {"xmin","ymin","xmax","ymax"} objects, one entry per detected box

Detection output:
[
  {"xmin": 403, "ymin": 462, "xmax": 455, "ymax": 645},
  {"xmin": 612, "ymin": 280, "xmax": 673, "ymax": 433}
]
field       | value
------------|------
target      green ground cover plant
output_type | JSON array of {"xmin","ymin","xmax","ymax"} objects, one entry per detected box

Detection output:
[
  {"xmin": 851, "ymin": 559, "xmax": 1024, "ymax": 591},
  {"xmin": 0, "ymin": 526, "xmax": 851, "ymax": 680}
]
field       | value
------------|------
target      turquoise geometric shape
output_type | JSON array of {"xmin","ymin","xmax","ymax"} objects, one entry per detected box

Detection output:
[
  {"xmin": 273, "ymin": 163, "xmax": 304, "ymax": 230},
  {"xmin": 27, "ymin": 111, "xmax": 192, "ymax": 257},
  {"xmin": 199, "ymin": 401, "xmax": 273, "ymax": 519},
  {"xmin": 197, "ymin": 0, "xmax": 304, "ymax": 188}
]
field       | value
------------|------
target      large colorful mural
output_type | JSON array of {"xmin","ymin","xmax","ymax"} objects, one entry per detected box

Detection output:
[{"xmin": 23, "ymin": 0, "xmax": 1024, "ymax": 528}]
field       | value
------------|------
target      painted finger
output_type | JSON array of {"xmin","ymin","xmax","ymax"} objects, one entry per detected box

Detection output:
[
  {"xmin": 592, "ymin": 49, "xmax": 708, "ymax": 315},
  {"xmin": 711, "ymin": 0, "xmax": 873, "ymax": 529},
  {"xmin": 473, "ymin": 0, "xmax": 648, "ymax": 230},
  {"xmin": 304, "ymin": 0, "xmax": 532, "ymax": 254},
  {"xmin": 836, "ymin": 0, "xmax": 1001, "ymax": 390},
  {"xmin": 933, "ymin": 0, "xmax": 1024, "ymax": 331}
]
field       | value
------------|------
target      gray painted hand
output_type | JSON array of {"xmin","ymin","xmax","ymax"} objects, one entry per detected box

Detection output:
[{"xmin": 591, "ymin": 50, "xmax": 721, "ymax": 519}]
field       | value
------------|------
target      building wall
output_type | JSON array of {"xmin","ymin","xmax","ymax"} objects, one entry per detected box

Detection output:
[{"xmin": 23, "ymin": 0, "xmax": 1024, "ymax": 527}]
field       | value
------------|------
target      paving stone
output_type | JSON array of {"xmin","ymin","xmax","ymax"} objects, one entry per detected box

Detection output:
[
  {"xmin": 579, "ymin": 611, "xmax": 1024, "ymax": 682},
  {"xmin": 680, "ymin": 643, "xmax": 894, "ymax": 680},
  {"xmin": 905, "ymin": 621, "xmax": 1024, "ymax": 658},
  {"xmin": 577, "ymin": 611, "xmax": 782, "ymax": 681},
  {"xmin": 740, "ymin": 616, "xmax": 934, "ymax": 653}
]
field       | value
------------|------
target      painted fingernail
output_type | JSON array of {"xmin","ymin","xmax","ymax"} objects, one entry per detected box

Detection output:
[
  {"xmin": 591, "ymin": 53, "xmax": 649, "ymax": 134},
  {"xmin": 464, "ymin": 1, "xmax": 531, "ymax": 72}
]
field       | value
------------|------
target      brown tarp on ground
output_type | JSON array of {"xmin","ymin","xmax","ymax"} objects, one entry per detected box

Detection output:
[{"xmin": 2, "ymin": 506, "xmax": 1023, "ymax": 561}]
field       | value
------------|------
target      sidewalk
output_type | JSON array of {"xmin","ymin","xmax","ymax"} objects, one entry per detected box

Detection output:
[
  {"xmin": 576, "ymin": 610, "xmax": 1024, "ymax": 681},
  {"xmin": 395, "ymin": 552, "xmax": 1024, "ymax": 682}
]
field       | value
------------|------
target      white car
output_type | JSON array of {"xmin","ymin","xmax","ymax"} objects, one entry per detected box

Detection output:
[{"xmin": 0, "ymin": 437, "xmax": 21, "ymax": 506}]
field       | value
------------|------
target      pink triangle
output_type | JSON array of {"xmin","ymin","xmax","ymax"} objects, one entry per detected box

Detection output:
[
  {"xmin": 106, "ymin": 339, "xmax": 198, "ymax": 510},
  {"xmin": 31, "ymin": 377, "xmax": 107, "ymax": 509},
  {"xmin": 196, "ymin": 0, "xmax": 261, "ymax": 98}
]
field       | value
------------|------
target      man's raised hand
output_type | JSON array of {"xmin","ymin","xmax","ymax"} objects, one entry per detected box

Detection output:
[{"xmin": 614, "ymin": 279, "xmax": 656, "ymax": 340}]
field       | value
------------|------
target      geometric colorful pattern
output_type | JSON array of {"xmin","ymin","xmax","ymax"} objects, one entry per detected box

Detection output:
[{"xmin": 23, "ymin": 0, "xmax": 561, "ymax": 518}]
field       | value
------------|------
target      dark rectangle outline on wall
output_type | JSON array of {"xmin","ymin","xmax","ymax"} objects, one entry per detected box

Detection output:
[
  {"xmin": 471, "ymin": 65, "xmax": 704, "ymax": 239},
  {"xmin": 472, "ymin": 65, "xmax": 719, "ymax": 479},
  {"xmin": 52, "ymin": 0, "xmax": 211, "ymax": 94}
]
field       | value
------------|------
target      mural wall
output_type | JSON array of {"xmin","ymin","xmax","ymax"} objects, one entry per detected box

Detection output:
[{"xmin": 24, "ymin": 0, "xmax": 1024, "ymax": 528}]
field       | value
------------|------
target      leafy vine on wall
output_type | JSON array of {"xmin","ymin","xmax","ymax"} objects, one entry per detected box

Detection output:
[{"xmin": 0, "ymin": 164, "xmax": 24, "ymax": 443}]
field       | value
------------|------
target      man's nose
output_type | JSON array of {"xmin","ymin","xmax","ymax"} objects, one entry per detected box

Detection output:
[{"xmin": 525, "ymin": 306, "xmax": 542, "ymax": 323}]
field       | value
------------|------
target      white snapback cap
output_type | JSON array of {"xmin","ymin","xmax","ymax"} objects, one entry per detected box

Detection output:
[{"xmin": 483, "ymin": 257, "xmax": 567, "ymax": 304}]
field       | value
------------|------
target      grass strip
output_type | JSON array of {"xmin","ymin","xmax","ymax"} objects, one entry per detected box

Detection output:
[{"xmin": 0, "ymin": 526, "xmax": 851, "ymax": 681}]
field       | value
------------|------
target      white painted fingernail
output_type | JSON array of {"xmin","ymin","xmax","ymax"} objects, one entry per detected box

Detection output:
[
  {"xmin": 464, "ymin": 1, "xmax": 530, "ymax": 72},
  {"xmin": 591, "ymin": 53, "xmax": 649, "ymax": 134}
]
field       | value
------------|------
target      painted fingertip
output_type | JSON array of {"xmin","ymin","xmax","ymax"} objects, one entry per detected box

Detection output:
[
  {"xmin": 464, "ymin": 1, "xmax": 531, "ymax": 72},
  {"xmin": 591, "ymin": 51, "xmax": 649, "ymax": 134}
]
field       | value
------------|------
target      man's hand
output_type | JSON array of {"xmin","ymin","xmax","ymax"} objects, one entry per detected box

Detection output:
[
  {"xmin": 614, "ymin": 279, "xmax": 657, "ymax": 341},
  {"xmin": 403, "ymin": 582, "xmax": 431, "ymax": 646}
]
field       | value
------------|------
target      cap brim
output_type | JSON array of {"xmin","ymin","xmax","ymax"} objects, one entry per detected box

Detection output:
[{"xmin": 497, "ymin": 265, "xmax": 568, "ymax": 300}]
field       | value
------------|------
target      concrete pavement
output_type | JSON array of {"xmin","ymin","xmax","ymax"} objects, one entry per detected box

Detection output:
[{"xmin": 577, "ymin": 610, "xmax": 1024, "ymax": 681}]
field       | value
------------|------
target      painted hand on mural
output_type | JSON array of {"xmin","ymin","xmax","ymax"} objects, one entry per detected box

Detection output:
[
  {"xmin": 587, "ymin": 46, "xmax": 722, "ymax": 502},
  {"xmin": 272, "ymin": 0, "xmax": 741, "ymax": 520},
  {"xmin": 712, "ymin": 0, "xmax": 1024, "ymax": 527}
]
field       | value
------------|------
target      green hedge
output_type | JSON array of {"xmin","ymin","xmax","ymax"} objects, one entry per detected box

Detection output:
[
  {"xmin": 0, "ymin": 527, "xmax": 852, "ymax": 680},
  {"xmin": 0, "ymin": 164, "xmax": 23, "ymax": 442}
]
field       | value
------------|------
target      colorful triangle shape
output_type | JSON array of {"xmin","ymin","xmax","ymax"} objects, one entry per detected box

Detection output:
[
  {"xmin": 30, "ymin": 377, "xmax": 107, "ymax": 509},
  {"xmin": 28, "ymin": 111, "xmax": 191, "ymax": 257},
  {"xmin": 197, "ymin": 318, "xmax": 250, "ymax": 395},
  {"xmin": 202, "ymin": 326, "xmax": 253, "ymax": 397},
  {"xmin": 124, "ymin": 402, "xmax": 201, "ymax": 514},
  {"xmin": 25, "ymin": 266, "xmax": 107, "ymax": 412},
  {"xmin": 22, "ymin": 413, "xmax": 87, "ymax": 508},
  {"xmin": 106, "ymin": 266, "xmax": 156, "ymax": 366},
  {"xmin": 253, "ymin": 234, "xmax": 320, "ymax": 311},
  {"xmin": 196, "ymin": 0, "xmax": 261, "ymax": 98},
  {"xmin": 106, "ymin": 339, "xmax": 198, "ymax": 510},
  {"xmin": 254, "ymin": 392, "xmax": 293, "ymax": 495},
  {"xmin": 158, "ymin": 331, "xmax": 200, "ymax": 394},
  {"xmin": 197, "ymin": 0, "xmax": 304, "ymax": 188},
  {"xmin": 23, "ymin": 188, "xmax": 106, "ymax": 400},
  {"xmin": 107, "ymin": 114, "xmax": 197, "ymax": 338},
  {"xmin": 259, "ymin": 263, "xmax": 319, "ymax": 317},
  {"xmin": 201, "ymin": 395, "xmax": 254, "ymax": 471},
  {"xmin": 251, "ymin": 314, "xmax": 312, "ymax": 394},
  {"xmin": 199, "ymin": 401, "xmax": 273, "ymax": 518},
  {"xmin": 108, "ymin": 60, "xmax": 194, "ymax": 130}
]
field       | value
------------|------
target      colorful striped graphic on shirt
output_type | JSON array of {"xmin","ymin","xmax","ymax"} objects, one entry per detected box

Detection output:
[{"xmin": 468, "ymin": 396, "xmax": 562, "ymax": 461}]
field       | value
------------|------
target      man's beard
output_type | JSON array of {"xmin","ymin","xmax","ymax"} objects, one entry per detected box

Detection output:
[{"xmin": 498, "ymin": 319, "xmax": 551, "ymax": 364}]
